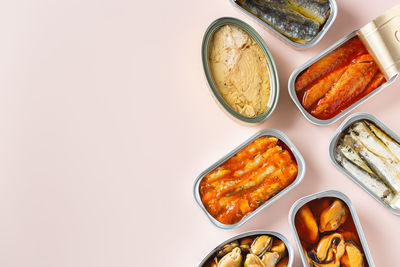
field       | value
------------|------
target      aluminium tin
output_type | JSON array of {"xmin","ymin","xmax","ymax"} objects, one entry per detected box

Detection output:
[
  {"xmin": 328, "ymin": 112, "xmax": 400, "ymax": 216},
  {"xmin": 201, "ymin": 17, "xmax": 279, "ymax": 125},
  {"xmin": 198, "ymin": 230, "xmax": 294, "ymax": 267},
  {"xmin": 229, "ymin": 0, "xmax": 337, "ymax": 49},
  {"xmin": 288, "ymin": 30, "xmax": 398, "ymax": 126},
  {"xmin": 288, "ymin": 190, "xmax": 375, "ymax": 267},
  {"xmin": 193, "ymin": 129, "xmax": 306, "ymax": 230}
]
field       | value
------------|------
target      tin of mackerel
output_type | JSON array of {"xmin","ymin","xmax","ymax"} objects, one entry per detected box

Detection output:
[
  {"xmin": 201, "ymin": 17, "xmax": 279, "ymax": 125},
  {"xmin": 289, "ymin": 190, "xmax": 375, "ymax": 267},
  {"xmin": 328, "ymin": 112, "xmax": 400, "ymax": 216},
  {"xmin": 288, "ymin": 5, "xmax": 400, "ymax": 126},
  {"xmin": 229, "ymin": 0, "xmax": 337, "ymax": 49},
  {"xmin": 198, "ymin": 230, "xmax": 294, "ymax": 267},
  {"xmin": 193, "ymin": 129, "xmax": 305, "ymax": 230}
]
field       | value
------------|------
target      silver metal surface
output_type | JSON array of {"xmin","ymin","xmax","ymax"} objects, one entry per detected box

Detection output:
[
  {"xmin": 288, "ymin": 190, "xmax": 375, "ymax": 267},
  {"xmin": 193, "ymin": 129, "xmax": 305, "ymax": 230},
  {"xmin": 198, "ymin": 230, "xmax": 294, "ymax": 267},
  {"xmin": 229, "ymin": 0, "xmax": 337, "ymax": 49},
  {"xmin": 288, "ymin": 30, "xmax": 398, "ymax": 126},
  {"xmin": 201, "ymin": 17, "xmax": 279, "ymax": 125},
  {"xmin": 328, "ymin": 112, "xmax": 400, "ymax": 216}
]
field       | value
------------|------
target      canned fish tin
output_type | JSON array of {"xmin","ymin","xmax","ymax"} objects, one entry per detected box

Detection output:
[
  {"xmin": 193, "ymin": 129, "xmax": 305, "ymax": 230},
  {"xmin": 230, "ymin": 0, "xmax": 337, "ymax": 49},
  {"xmin": 328, "ymin": 112, "xmax": 400, "ymax": 216},
  {"xmin": 289, "ymin": 190, "xmax": 375, "ymax": 267},
  {"xmin": 201, "ymin": 17, "xmax": 279, "ymax": 125},
  {"xmin": 288, "ymin": 5, "xmax": 400, "ymax": 126},
  {"xmin": 198, "ymin": 230, "xmax": 294, "ymax": 267}
]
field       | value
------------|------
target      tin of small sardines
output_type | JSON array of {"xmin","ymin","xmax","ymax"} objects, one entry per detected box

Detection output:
[
  {"xmin": 193, "ymin": 129, "xmax": 305, "ymax": 229},
  {"xmin": 199, "ymin": 230, "xmax": 293, "ymax": 267},
  {"xmin": 202, "ymin": 17, "xmax": 279, "ymax": 125},
  {"xmin": 289, "ymin": 190, "xmax": 375, "ymax": 267},
  {"xmin": 288, "ymin": 5, "xmax": 400, "ymax": 125},
  {"xmin": 230, "ymin": 0, "xmax": 337, "ymax": 48},
  {"xmin": 329, "ymin": 112, "xmax": 400, "ymax": 216}
]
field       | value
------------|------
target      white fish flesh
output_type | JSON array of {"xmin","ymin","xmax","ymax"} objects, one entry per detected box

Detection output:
[{"xmin": 336, "ymin": 150, "xmax": 394, "ymax": 203}]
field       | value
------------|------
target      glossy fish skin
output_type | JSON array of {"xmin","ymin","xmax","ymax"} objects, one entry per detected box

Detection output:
[
  {"xmin": 365, "ymin": 121, "xmax": 400, "ymax": 159},
  {"xmin": 362, "ymin": 71, "xmax": 386, "ymax": 96},
  {"xmin": 286, "ymin": 0, "xmax": 330, "ymax": 25},
  {"xmin": 336, "ymin": 147, "xmax": 394, "ymax": 203},
  {"xmin": 349, "ymin": 122, "xmax": 400, "ymax": 192},
  {"xmin": 242, "ymin": 0, "xmax": 320, "ymax": 43},
  {"xmin": 311, "ymin": 55, "xmax": 377, "ymax": 118},
  {"xmin": 295, "ymin": 37, "xmax": 367, "ymax": 92},
  {"xmin": 302, "ymin": 65, "xmax": 346, "ymax": 108}
]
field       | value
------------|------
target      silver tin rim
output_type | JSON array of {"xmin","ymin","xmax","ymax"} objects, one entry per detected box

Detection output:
[
  {"xmin": 198, "ymin": 230, "xmax": 294, "ymax": 267},
  {"xmin": 328, "ymin": 112, "xmax": 400, "ymax": 216},
  {"xmin": 229, "ymin": 0, "xmax": 337, "ymax": 49},
  {"xmin": 288, "ymin": 190, "xmax": 375, "ymax": 267},
  {"xmin": 201, "ymin": 17, "xmax": 279, "ymax": 125},
  {"xmin": 193, "ymin": 129, "xmax": 306, "ymax": 230},
  {"xmin": 288, "ymin": 30, "xmax": 399, "ymax": 126}
]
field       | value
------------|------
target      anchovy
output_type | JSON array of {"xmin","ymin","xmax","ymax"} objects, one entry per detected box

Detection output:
[
  {"xmin": 365, "ymin": 121, "xmax": 400, "ymax": 160},
  {"xmin": 241, "ymin": 0, "xmax": 320, "ymax": 43},
  {"xmin": 336, "ymin": 149, "xmax": 394, "ymax": 203},
  {"xmin": 286, "ymin": 0, "xmax": 330, "ymax": 25},
  {"xmin": 337, "ymin": 142, "xmax": 373, "ymax": 175},
  {"xmin": 350, "ymin": 130, "xmax": 400, "ymax": 193}
]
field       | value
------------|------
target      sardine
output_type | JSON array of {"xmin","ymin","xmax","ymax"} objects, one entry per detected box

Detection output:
[
  {"xmin": 311, "ymin": 55, "xmax": 377, "ymax": 118},
  {"xmin": 365, "ymin": 121, "xmax": 400, "ymax": 160},
  {"xmin": 295, "ymin": 37, "xmax": 367, "ymax": 92},
  {"xmin": 302, "ymin": 65, "xmax": 346, "ymax": 108},
  {"xmin": 242, "ymin": 0, "xmax": 320, "ymax": 43},
  {"xmin": 349, "ymin": 129, "xmax": 400, "ymax": 193},
  {"xmin": 286, "ymin": 0, "xmax": 330, "ymax": 25},
  {"xmin": 336, "ymin": 149, "xmax": 394, "ymax": 203},
  {"xmin": 337, "ymin": 141, "xmax": 373, "ymax": 175}
]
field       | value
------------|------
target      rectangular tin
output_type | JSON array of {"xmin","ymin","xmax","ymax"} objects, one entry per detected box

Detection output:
[
  {"xmin": 198, "ymin": 230, "xmax": 294, "ymax": 267},
  {"xmin": 202, "ymin": 17, "xmax": 279, "ymax": 125},
  {"xmin": 193, "ymin": 129, "xmax": 305, "ymax": 230},
  {"xmin": 229, "ymin": 0, "xmax": 337, "ymax": 49},
  {"xmin": 288, "ymin": 190, "xmax": 375, "ymax": 267},
  {"xmin": 288, "ymin": 30, "xmax": 398, "ymax": 126},
  {"xmin": 328, "ymin": 112, "xmax": 400, "ymax": 216}
]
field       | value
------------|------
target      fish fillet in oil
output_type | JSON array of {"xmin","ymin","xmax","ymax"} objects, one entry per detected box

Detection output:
[{"xmin": 286, "ymin": 0, "xmax": 330, "ymax": 25}]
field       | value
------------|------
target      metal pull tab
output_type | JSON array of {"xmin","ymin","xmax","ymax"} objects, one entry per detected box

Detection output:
[{"xmin": 358, "ymin": 5, "xmax": 400, "ymax": 80}]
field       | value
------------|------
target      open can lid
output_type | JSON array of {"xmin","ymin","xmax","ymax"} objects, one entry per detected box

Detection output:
[{"xmin": 358, "ymin": 5, "xmax": 400, "ymax": 80}]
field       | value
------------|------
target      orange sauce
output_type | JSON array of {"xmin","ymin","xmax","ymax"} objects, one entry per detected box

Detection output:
[
  {"xmin": 199, "ymin": 136, "xmax": 298, "ymax": 225},
  {"xmin": 295, "ymin": 36, "xmax": 386, "ymax": 120}
]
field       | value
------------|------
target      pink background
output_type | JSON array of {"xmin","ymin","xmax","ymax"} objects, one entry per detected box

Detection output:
[{"xmin": 1, "ymin": 0, "xmax": 399, "ymax": 266}]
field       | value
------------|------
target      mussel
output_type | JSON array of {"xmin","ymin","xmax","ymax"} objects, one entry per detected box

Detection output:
[
  {"xmin": 218, "ymin": 247, "xmax": 242, "ymax": 267},
  {"xmin": 308, "ymin": 233, "xmax": 345, "ymax": 267},
  {"xmin": 250, "ymin": 235, "xmax": 273, "ymax": 257},
  {"xmin": 261, "ymin": 252, "xmax": 280, "ymax": 267},
  {"xmin": 341, "ymin": 242, "xmax": 364, "ymax": 267},
  {"xmin": 240, "ymin": 237, "xmax": 254, "ymax": 254},
  {"xmin": 217, "ymin": 241, "xmax": 239, "ymax": 257},
  {"xmin": 295, "ymin": 205, "xmax": 319, "ymax": 244},
  {"xmin": 319, "ymin": 200, "xmax": 348, "ymax": 232},
  {"xmin": 244, "ymin": 253, "xmax": 265, "ymax": 267}
]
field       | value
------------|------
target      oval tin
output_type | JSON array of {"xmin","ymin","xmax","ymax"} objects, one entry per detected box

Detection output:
[
  {"xmin": 288, "ymin": 190, "xmax": 375, "ymax": 267},
  {"xmin": 288, "ymin": 30, "xmax": 398, "ymax": 126},
  {"xmin": 198, "ymin": 230, "xmax": 294, "ymax": 266},
  {"xmin": 193, "ymin": 129, "xmax": 306, "ymax": 230},
  {"xmin": 229, "ymin": 0, "xmax": 337, "ymax": 49},
  {"xmin": 201, "ymin": 17, "xmax": 279, "ymax": 125},
  {"xmin": 328, "ymin": 112, "xmax": 400, "ymax": 216}
]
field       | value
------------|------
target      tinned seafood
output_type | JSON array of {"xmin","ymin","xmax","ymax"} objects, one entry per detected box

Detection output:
[
  {"xmin": 236, "ymin": 0, "xmax": 330, "ymax": 44},
  {"xmin": 336, "ymin": 120, "xmax": 400, "ymax": 209}
]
